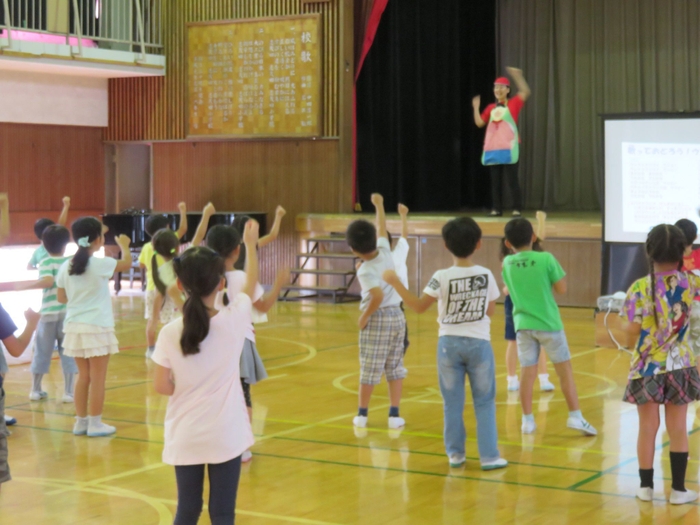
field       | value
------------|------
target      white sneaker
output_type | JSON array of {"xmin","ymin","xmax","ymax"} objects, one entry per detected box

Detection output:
[
  {"xmin": 670, "ymin": 489, "xmax": 698, "ymax": 505},
  {"xmin": 567, "ymin": 416, "xmax": 597, "ymax": 436},
  {"xmin": 448, "ymin": 454, "xmax": 466, "ymax": 468},
  {"xmin": 145, "ymin": 348, "xmax": 154, "ymax": 359},
  {"xmin": 481, "ymin": 458, "xmax": 508, "ymax": 471},
  {"xmin": 73, "ymin": 417, "xmax": 88, "ymax": 436},
  {"xmin": 62, "ymin": 394, "xmax": 74, "ymax": 403},
  {"xmin": 636, "ymin": 487, "xmax": 653, "ymax": 501},
  {"xmin": 87, "ymin": 421, "xmax": 116, "ymax": 437},
  {"xmin": 388, "ymin": 416, "xmax": 405, "ymax": 429},
  {"xmin": 507, "ymin": 377, "xmax": 520, "ymax": 392},
  {"xmin": 352, "ymin": 415, "xmax": 368, "ymax": 428},
  {"xmin": 540, "ymin": 379, "xmax": 555, "ymax": 392},
  {"xmin": 241, "ymin": 450, "xmax": 253, "ymax": 463},
  {"xmin": 521, "ymin": 418, "xmax": 536, "ymax": 434},
  {"xmin": 29, "ymin": 391, "xmax": 48, "ymax": 401}
]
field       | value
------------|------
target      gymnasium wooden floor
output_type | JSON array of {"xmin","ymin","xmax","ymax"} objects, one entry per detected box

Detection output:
[{"xmin": 1, "ymin": 292, "xmax": 699, "ymax": 524}]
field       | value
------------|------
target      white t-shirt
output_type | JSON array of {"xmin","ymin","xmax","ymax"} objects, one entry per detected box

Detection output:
[
  {"xmin": 152, "ymin": 293, "xmax": 255, "ymax": 466},
  {"xmin": 391, "ymin": 237, "xmax": 410, "ymax": 289},
  {"xmin": 423, "ymin": 265, "xmax": 500, "ymax": 340},
  {"xmin": 56, "ymin": 257, "xmax": 118, "ymax": 327},
  {"xmin": 215, "ymin": 270, "xmax": 265, "ymax": 342},
  {"xmin": 357, "ymin": 236, "xmax": 402, "ymax": 310}
]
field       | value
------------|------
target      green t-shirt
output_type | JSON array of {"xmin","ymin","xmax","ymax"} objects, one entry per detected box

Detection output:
[
  {"xmin": 502, "ymin": 251, "xmax": 566, "ymax": 332},
  {"xmin": 29, "ymin": 245, "xmax": 50, "ymax": 269},
  {"xmin": 38, "ymin": 256, "xmax": 70, "ymax": 315}
]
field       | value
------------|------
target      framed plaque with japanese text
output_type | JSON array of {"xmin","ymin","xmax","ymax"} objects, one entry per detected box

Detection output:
[{"xmin": 187, "ymin": 15, "xmax": 322, "ymax": 139}]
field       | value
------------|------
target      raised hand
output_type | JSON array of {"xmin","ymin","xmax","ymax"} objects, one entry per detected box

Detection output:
[
  {"xmin": 62, "ymin": 196, "xmax": 71, "ymax": 206},
  {"xmin": 275, "ymin": 205, "xmax": 286, "ymax": 218},
  {"xmin": 472, "ymin": 95, "xmax": 481, "ymax": 109},
  {"xmin": 243, "ymin": 219, "xmax": 259, "ymax": 246},
  {"xmin": 370, "ymin": 193, "xmax": 384, "ymax": 207},
  {"xmin": 398, "ymin": 204, "xmax": 409, "ymax": 216},
  {"xmin": 178, "ymin": 202, "xmax": 187, "ymax": 213},
  {"xmin": 24, "ymin": 308, "xmax": 41, "ymax": 328}
]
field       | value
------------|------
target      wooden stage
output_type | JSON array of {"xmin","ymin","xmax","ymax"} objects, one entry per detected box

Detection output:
[{"xmin": 296, "ymin": 211, "xmax": 603, "ymax": 308}]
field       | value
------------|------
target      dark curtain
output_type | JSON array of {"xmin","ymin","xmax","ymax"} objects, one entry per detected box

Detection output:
[
  {"xmin": 356, "ymin": 0, "xmax": 497, "ymax": 212},
  {"xmin": 498, "ymin": 0, "xmax": 700, "ymax": 211}
]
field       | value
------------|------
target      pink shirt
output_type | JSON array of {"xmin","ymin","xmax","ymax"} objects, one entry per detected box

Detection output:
[
  {"xmin": 215, "ymin": 270, "xmax": 265, "ymax": 342},
  {"xmin": 152, "ymin": 293, "xmax": 255, "ymax": 465}
]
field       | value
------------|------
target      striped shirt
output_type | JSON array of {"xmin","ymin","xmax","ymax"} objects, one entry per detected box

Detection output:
[{"xmin": 39, "ymin": 256, "xmax": 69, "ymax": 315}]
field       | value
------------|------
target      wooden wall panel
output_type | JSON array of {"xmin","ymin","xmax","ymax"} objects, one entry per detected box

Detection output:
[
  {"xmin": 106, "ymin": 0, "xmax": 341, "ymax": 141},
  {"xmin": 0, "ymin": 122, "xmax": 105, "ymax": 244},
  {"xmin": 152, "ymin": 139, "xmax": 339, "ymax": 283}
]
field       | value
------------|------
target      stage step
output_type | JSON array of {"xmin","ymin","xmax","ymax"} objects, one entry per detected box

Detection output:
[
  {"xmin": 279, "ymin": 283, "xmax": 358, "ymax": 303},
  {"xmin": 307, "ymin": 236, "xmax": 348, "ymax": 244},
  {"xmin": 296, "ymin": 252, "xmax": 357, "ymax": 260},
  {"xmin": 290, "ymin": 268, "xmax": 355, "ymax": 276}
]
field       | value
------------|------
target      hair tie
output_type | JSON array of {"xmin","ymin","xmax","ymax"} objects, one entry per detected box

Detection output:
[
  {"xmin": 78, "ymin": 236, "xmax": 91, "ymax": 248},
  {"xmin": 174, "ymin": 256, "xmax": 181, "ymax": 264},
  {"xmin": 170, "ymin": 248, "xmax": 177, "ymax": 254}
]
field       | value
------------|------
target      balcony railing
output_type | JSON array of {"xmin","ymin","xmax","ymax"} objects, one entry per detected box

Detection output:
[{"xmin": 0, "ymin": 0, "xmax": 162, "ymax": 60}]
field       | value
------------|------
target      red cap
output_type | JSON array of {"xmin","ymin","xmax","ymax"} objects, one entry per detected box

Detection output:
[{"xmin": 494, "ymin": 77, "xmax": 510, "ymax": 86}]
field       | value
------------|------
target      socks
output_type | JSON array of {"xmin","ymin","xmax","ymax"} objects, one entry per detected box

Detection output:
[
  {"xmin": 522, "ymin": 413, "xmax": 535, "ymax": 423},
  {"xmin": 538, "ymin": 374, "xmax": 549, "ymax": 383},
  {"xmin": 568, "ymin": 410, "xmax": 583, "ymax": 419},
  {"xmin": 32, "ymin": 373, "xmax": 43, "ymax": 393},
  {"xmin": 358, "ymin": 408, "xmax": 368, "ymax": 417},
  {"xmin": 670, "ymin": 451, "xmax": 689, "ymax": 492},
  {"xmin": 639, "ymin": 468, "xmax": 654, "ymax": 489},
  {"xmin": 88, "ymin": 415, "xmax": 102, "ymax": 427},
  {"xmin": 64, "ymin": 372, "xmax": 75, "ymax": 396},
  {"xmin": 389, "ymin": 406, "xmax": 400, "ymax": 418}
]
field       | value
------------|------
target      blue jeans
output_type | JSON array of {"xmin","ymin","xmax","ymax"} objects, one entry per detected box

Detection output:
[{"xmin": 437, "ymin": 336, "xmax": 499, "ymax": 461}]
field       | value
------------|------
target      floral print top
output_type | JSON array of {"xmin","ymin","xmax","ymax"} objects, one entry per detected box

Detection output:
[{"xmin": 622, "ymin": 271, "xmax": 700, "ymax": 380}]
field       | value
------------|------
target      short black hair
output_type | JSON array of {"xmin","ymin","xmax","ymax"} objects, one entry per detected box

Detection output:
[
  {"xmin": 504, "ymin": 218, "xmax": 534, "ymax": 249},
  {"xmin": 674, "ymin": 219, "xmax": 697, "ymax": 247},
  {"xmin": 34, "ymin": 218, "xmax": 55, "ymax": 240},
  {"xmin": 145, "ymin": 214, "xmax": 170, "ymax": 237},
  {"xmin": 442, "ymin": 217, "xmax": 481, "ymax": 258},
  {"xmin": 346, "ymin": 220, "xmax": 377, "ymax": 254},
  {"xmin": 42, "ymin": 224, "xmax": 70, "ymax": 255}
]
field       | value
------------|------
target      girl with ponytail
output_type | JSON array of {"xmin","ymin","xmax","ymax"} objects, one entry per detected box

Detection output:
[
  {"xmin": 56, "ymin": 217, "xmax": 132, "ymax": 437},
  {"xmin": 622, "ymin": 224, "xmax": 700, "ymax": 505},
  {"xmin": 206, "ymin": 224, "xmax": 289, "ymax": 463},
  {"xmin": 145, "ymin": 229, "xmax": 185, "ymax": 358},
  {"xmin": 151, "ymin": 220, "xmax": 259, "ymax": 525}
]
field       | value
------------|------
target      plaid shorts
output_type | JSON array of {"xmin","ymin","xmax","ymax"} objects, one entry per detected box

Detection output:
[
  {"xmin": 0, "ymin": 388, "xmax": 11, "ymax": 484},
  {"xmin": 359, "ymin": 306, "xmax": 407, "ymax": 385}
]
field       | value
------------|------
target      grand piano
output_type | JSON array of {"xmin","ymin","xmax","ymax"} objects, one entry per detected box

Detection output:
[{"xmin": 102, "ymin": 210, "xmax": 267, "ymax": 293}]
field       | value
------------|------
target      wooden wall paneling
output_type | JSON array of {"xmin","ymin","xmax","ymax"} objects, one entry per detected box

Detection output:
[
  {"xmin": 152, "ymin": 139, "xmax": 340, "ymax": 283},
  {"xmin": 0, "ymin": 122, "xmax": 105, "ymax": 244}
]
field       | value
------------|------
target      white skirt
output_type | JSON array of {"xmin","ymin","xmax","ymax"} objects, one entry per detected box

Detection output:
[{"xmin": 63, "ymin": 323, "xmax": 119, "ymax": 359}]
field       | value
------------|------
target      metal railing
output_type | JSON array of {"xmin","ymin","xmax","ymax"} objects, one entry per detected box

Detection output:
[{"xmin": 0, "ymin": 0, "xmax": 162, "ymax": 58}]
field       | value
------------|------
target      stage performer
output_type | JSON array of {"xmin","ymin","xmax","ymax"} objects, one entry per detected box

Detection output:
[{"xmin": 473, "ymin": 67, "xmax": 531, "ymax": 217}]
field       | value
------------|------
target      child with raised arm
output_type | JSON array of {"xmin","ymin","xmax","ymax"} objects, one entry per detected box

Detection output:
[
  {"xmin": 346, "ymin": 194, "xmax": 407, "ymax": 430},
  {"xmin": 140, "ymin": 202, "xmax": 188, "ymax": 358},
  {"xmin": 206, "ymin": 225, "xmax": 289, "ymax": 462},
  {"xmin": 152, "ymin": 221, "xmax": 259, "ymax": 524},
  {"xmin": 0, "ymin": 307, "xmax": 40, "ymax": 492},
  {"xmin": 384, "ymin": 217, "xmax": 507, "ymax": 470},
  {"xmin": 3, "ymin": 225, "xmax": 78, "ymax": 402},
  {"xmin": 28, "ymin": 196, "xmax": 70, "ymax": 269},
  {"xmin": 502, "ymin": 218, "xmax": 596, "ymax": 436},
  {"xmin": 621, "ymin": 224, "xmax": 700, "ymax": 505},
  {"xmin": 232, "ymin": 205, "xmax": 286, "ymax": 271},
  {"xmin": 501, "ymin": 211, "xmax": 553, "ymax": 392},
  {"xmin": 57, "ymin": 218, "xmax": 133, "ymax": 437}
]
